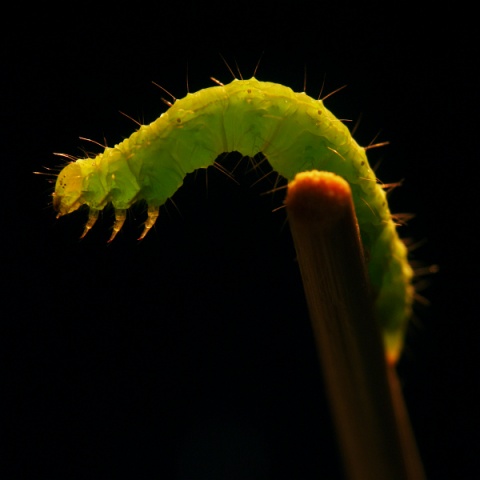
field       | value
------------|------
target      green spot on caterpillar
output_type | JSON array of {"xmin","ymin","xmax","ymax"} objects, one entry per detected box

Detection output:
[{"xmin": 52, "ymin": 77, "xmax": 414, "ymax": 363}]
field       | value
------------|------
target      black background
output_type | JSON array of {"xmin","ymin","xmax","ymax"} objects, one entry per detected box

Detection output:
[{"xmin": 2, "ymin": 3, "xmax": 478, "ymax": 479}]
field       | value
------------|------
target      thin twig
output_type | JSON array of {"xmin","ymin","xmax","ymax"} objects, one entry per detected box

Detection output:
[{"xmin": 285, "ymin": 171, "xmax": 425, "ymax": 480}]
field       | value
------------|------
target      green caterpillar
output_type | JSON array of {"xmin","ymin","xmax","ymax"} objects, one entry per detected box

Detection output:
[{"xmin": 53, "ymin": 77, "xmax": 414, "ymax": 363}]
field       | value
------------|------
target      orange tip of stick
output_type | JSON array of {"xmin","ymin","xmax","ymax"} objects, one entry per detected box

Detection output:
[{"xmin": 285, "ymin": 171, "xmax": 352, "ymax": 224}]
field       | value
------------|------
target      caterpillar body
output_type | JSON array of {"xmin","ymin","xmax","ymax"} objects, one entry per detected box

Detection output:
[{"xmin": 53, "ymin": 77, "xmax": 414, "ymax": 362}]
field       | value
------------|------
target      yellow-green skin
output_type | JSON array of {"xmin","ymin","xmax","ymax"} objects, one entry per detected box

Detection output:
[{"xmin": 54, "ymin": 78, "xmax": 413, "ymax": 362}]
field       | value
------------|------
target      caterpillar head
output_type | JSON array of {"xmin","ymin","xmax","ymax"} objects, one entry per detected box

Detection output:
[{"xmin": 53, "ymin": 162, "xmax": 86, "ymax": 217}]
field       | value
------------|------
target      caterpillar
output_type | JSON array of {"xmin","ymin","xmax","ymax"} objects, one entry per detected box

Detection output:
[{"xmin": 53, "ymin": 77, "xmax": 414, "ymax": 363}]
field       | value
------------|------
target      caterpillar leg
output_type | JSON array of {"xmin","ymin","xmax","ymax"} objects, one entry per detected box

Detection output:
[
  {"xmin": 108, "ymin": 208, "xmax": 127, "ymax": 243},
  {"xmin": 138, "ymin": 204, "xmax": 160, "ymax": 240},
  {"xmin": 80, "ymin": 209, "xmax": 100, "ymax": 239}
]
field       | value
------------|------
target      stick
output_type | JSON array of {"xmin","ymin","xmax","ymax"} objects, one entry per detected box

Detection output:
[{"xmin": 285, "ymin": 171, "xmax": 425, "ymax": 480}]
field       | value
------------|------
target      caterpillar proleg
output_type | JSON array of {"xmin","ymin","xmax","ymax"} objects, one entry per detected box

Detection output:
[{"xmin": 53, "ymin": 77, "xmax": 414, "ymax": 362}]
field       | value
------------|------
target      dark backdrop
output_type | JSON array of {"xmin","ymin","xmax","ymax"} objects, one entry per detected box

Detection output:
[{"xmin": 2, "ymin": 3, "xmax": 478, "ymax": 478}]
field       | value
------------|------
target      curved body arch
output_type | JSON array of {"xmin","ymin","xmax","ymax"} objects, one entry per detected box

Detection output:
[{"xmin": 53, "ymin": 77, "xmax": 413, "ymax": 361}]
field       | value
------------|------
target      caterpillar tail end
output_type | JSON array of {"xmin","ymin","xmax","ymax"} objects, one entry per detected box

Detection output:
[
  {"xmin": 138, "ymin": 205, "xmax": 160, "ymax": 240},
  {"xmin": 108, "ymin": 209, "xmax": 127, "ymax": 243}
]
